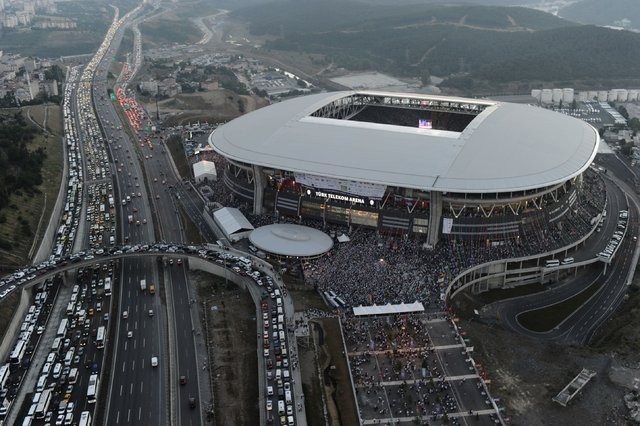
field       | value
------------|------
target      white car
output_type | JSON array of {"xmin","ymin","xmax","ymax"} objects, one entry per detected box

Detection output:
[{"xmin": 151, "ymin": 356, "xmax": 158, "ymax": 367}]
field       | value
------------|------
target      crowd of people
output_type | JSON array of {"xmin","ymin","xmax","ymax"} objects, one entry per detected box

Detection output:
[
  {"xmin": 344, "ymin": 315, "xmax": 468, "ymax": 423},
  {"xmin": 202, "ymin": 152, "xmax": 607, "ymax": 309}
]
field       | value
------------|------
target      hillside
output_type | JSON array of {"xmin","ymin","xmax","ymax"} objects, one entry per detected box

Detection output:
[
  {"xmin": 560, "ymin": 0, "xmax": 640, "ymax": 31},
  {"xmin": 232, "ymin": 1, "xmax": 640, "ymax": 92}
]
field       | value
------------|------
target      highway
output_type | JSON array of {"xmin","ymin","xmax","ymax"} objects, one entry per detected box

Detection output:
[{"xmin": 88, "ymin": 6, "xmax": 203, "ymax": 424}]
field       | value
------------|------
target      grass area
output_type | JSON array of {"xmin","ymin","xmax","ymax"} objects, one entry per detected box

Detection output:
[
  {"xmin": 320, "ymin": 318, "xmax": 359, "ymax": 426},
  {"xmin": 476, "ymin": 283, "xmax": 547, "ymax": 305},
  {"xmin": 289, "ymin": 287, "xmax": 330, "ymax": 312},
  {"xmin": 0, "ymin": 106, "xmax": 64, "ymax": 265},
  {"xmin": 517, "ymin": 280, "xmax": 603, "ymax": 332},
  {"xmin": 166, "ymin": 135, "xmax": 190, "ymax": 179},
  {"xmin": 0, "ymin": 290, "xmax": 21, "ymax": 343},
  {"xmin": 178, "ymin": 204, "xmax": 205, "ymax": 245}
]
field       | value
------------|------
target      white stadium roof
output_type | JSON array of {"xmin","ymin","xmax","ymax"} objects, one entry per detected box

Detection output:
[
  {"xmin": 249, "ymin": 224, "xmax": 333, "ymax": 258},
  {"xmin": 209, "ymin": 90, "xmax": 600, "ymax": 193}
]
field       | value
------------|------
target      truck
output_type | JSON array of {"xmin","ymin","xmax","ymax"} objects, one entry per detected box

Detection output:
[
  {"xmin": 128, "ymin": 215, "xmax": 134, "ymax": 224},
  {"xmin": 148, "ymin": 284, "xmax": 155, "ymax": 295},
  {"xmin": 140, "ymin": 279, "xmax": 146, "ymax": 292}
]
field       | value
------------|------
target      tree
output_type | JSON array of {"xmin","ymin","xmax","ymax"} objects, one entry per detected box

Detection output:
[{"xmin": 621, "ymin": 141, "xmax": 634, "ymax": 156}]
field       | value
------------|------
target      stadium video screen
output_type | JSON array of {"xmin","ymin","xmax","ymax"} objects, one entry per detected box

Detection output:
[{"xmin": 418, "ymin": 119, "xmax": 433, "ymax": 129}]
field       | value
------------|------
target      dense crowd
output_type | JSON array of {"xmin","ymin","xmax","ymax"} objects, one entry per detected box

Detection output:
[{"xmin": 204, "ymin": 152, "xmax": 607, "ymax": 308}]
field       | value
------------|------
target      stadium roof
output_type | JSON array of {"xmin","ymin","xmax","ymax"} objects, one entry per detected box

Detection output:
[
  {"xmin": 209, "ymin": 90, "xmax": 600, "ymax": 193},
  {"xmin": 249, "ymin": 224, "xmax": 333, "ymax": 258}
]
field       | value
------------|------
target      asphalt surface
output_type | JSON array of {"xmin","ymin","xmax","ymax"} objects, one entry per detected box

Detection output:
[{"xmin": 480, "ymin": 159, "xmax": 639, "ymax": 345}]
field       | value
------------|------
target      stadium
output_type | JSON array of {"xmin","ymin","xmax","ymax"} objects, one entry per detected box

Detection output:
[{"xmin": 208, "ymin": 90, "xmax": 601, "ymax": 250}]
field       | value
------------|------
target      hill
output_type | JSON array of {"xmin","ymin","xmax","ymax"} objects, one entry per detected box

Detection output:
[
  {"xmin": 233, "ymin": 1, "xmax": 640, "ymax": 92},
  {"xmin": 560, "ymin": 0, "xmax": 640, "ymax": 31}
]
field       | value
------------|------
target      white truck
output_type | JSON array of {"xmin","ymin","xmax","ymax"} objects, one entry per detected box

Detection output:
[{"xmin": 140, "ymin": 279, "xmax": 147, "ymax": 292}]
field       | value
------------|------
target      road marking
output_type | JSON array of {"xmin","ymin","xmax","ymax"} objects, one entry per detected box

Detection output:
[
  {"xmin": 116, "ymin": 410, "xmax": 120, "ymax": 424},
  {"xmin": 120, "ymin": 384, "xmax": 123, "ymax": 396},
  {"xmin": 130, "ymin": 382, "xmax": 134, "ymax": 394},
  {"xmin": 127, "ymin": 409, "xmax": 131, "ymax": 422},
  {"xmin": 122, "ymin": 361, "xmax": 126, "ymax": 373},
  {"xmin": 124, "ymin": 341, "xmax": 127, "ymax": 351},
  {"xmin": 132, "ymin": 360, "xmax": 135, "ymax": 371},
  {"xmin": 140, "ymin": 381, "xmax": 143, "ymax": 393}
]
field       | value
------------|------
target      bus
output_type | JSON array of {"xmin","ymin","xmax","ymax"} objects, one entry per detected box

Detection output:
[
  {"xmin": 104, "ymin": 277, "xmax": 112, "ymax": 296},
  {"xmin": 34, "ymin": 388, "xmax": 52, "ymax": 419},
  {"xmin": 57, "ymin": 318, "xmax": 69, "ymax": 338},
  {"xmin": 96, "ymin": 326, "xmax": 105, "ymax": 349},
  {"xmin": 9, "ymin": 340, "xmax": 27, "ymax": 365},
  {"xmin": 79, "ymin": 410, "xmax": 92, "ymax": 426},
  {"xmin": 87, "ymin": 373, "xmax": 98, "ymax": 404},
  {"xmin": 0, "ymin": 364, "xmax": 9, "ymax": 390}
]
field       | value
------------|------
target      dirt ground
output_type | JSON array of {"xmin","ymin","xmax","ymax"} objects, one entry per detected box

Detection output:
[
  {"xmin": 462, "ymin": 269, "xmax": 640, "ymax": 425},
  {"xmin": 192, "ymin": 271, "xmax": 259, "ymax": 426},
  {"xmin": 139, "ymin": 89, "xmax": 268, "ymax": 127}
]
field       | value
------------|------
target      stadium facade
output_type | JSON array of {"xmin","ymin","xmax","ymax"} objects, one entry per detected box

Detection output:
[{"xmin": 209, "ymin": 91, "xmax": 600, "ymax": 246}]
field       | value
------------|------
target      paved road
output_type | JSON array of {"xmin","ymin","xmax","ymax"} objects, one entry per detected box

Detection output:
[{"xmin": 480, "ymin": 162, "xmax": 639, "ymax": 345}]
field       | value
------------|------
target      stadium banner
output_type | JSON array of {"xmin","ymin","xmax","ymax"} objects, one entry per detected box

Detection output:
[
  {"xmin": 294, "ymin": 173, "xmax": 387, "ymax": 199},
  {"xmin": 442, "ymin": 217, "xmax": 453, "ymax": 234}
]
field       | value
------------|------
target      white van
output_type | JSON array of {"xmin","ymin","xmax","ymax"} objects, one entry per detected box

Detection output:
[
  {"xmin": 276, "ymin": 297, "xmax": 282, "ymax": 308},
  {"xmin": 36, "ymin": 375, "xmax": 47, "ymax": 392},
  {"xmin": 275, "ymin": 369, "xmax": 282, "ymax": 380},
  {"xmin": 278, "ymin": 400, "xmax": 285, "ymax": 415},
  {"xmin": 285, "ymin": 389, "xmax": 292, "ymax": 403},
  {"xmin": 64, "ymin": 348, "xmax": 75, "ymax": 367},
  {"xmin": 279, "ymin": 331, "xmax": 285, "ymax": 341},
  {"xmin": 545, "ymin": 259, "xmax": 560, "ymax": 267},
  {"xmin": 68, "ymin": 368, "xmax": 78, "ymax": 384},
  {"xmin": 283, "ymin": 370, "xmax": 290, "ymax": 382},
  {"xmin": 52, "ymin": 362, "xmax": 62, "ymax": 379}
]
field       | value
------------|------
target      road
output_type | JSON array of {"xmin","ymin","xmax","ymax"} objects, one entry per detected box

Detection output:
[{"xmin": 481, "ymin": 161, "xmax": 639, "ymax": 345}]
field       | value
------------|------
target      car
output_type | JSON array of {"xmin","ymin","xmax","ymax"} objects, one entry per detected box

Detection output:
[
  {"xmin": 180, "ymin": 376, "xmax": 187, "ymax": 385},
  {"xmin": 189, "ymin": 397, "xmax": 196, "ymax": 409},
  {"xmin": 122, "ymin": 311, "xmax": 128, "ymax": 319},
  {"xmin": 56, "ymin": 414, "xmax": 65, "ymax": 426},
  {"xmin": 151, "ymin": 356, "xmax": 158, "ymax": 367},
  {"xmin": 287, "ymin": 405, "xmax": 293, "ymax": 415},
  {"xmin": 266, "ymin": 400, "xmax": 273, "ymax": 411},
  {"xmin": 148, "ymin": 309, "xmax": 154, "ymax": 317},
  {"xmin": 127, "ymin": 331, "xmax": 133, "ymax": 338}
]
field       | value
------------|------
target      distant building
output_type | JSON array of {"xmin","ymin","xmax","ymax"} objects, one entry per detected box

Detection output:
[{"xmin": 200, "ymin": 79, "xmax": 219, "ymax": 91}]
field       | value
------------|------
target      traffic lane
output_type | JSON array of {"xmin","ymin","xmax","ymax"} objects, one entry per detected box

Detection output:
[
  {"xmin": 168, "ymin": 264, "xmax": 202, "ymax": 426},
  {"xmin": 108, "ymin": 258, "xmax": 163, "ymax": 425}
]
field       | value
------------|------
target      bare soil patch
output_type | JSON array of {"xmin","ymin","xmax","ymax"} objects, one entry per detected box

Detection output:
[
  {"xmin": 193, "ymin": 271, "xmax": 259, "ymax": 426},
  {"xmin": 465, "ymin": 319, "xmax": 627, "ymax": 424},
  {"xmin": 139, "ymin": 90, "xmax": 267, "ymax": 127}
]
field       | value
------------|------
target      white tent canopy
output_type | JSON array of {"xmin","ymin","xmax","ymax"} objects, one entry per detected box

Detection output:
[
  {"xmin": 352, "ymin": 302, "xmax": 424, "ymax": 317},
  {"xmin": 337, "ymin": 233, "xmax": 351, "ymax": 243},
  {"xmin": 212, "ymin": 207, "xmax": 254, "ymax": 241},
  {"xmin": 193, "ymin": 160, "xmax": 217, "ymax": 183}
]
